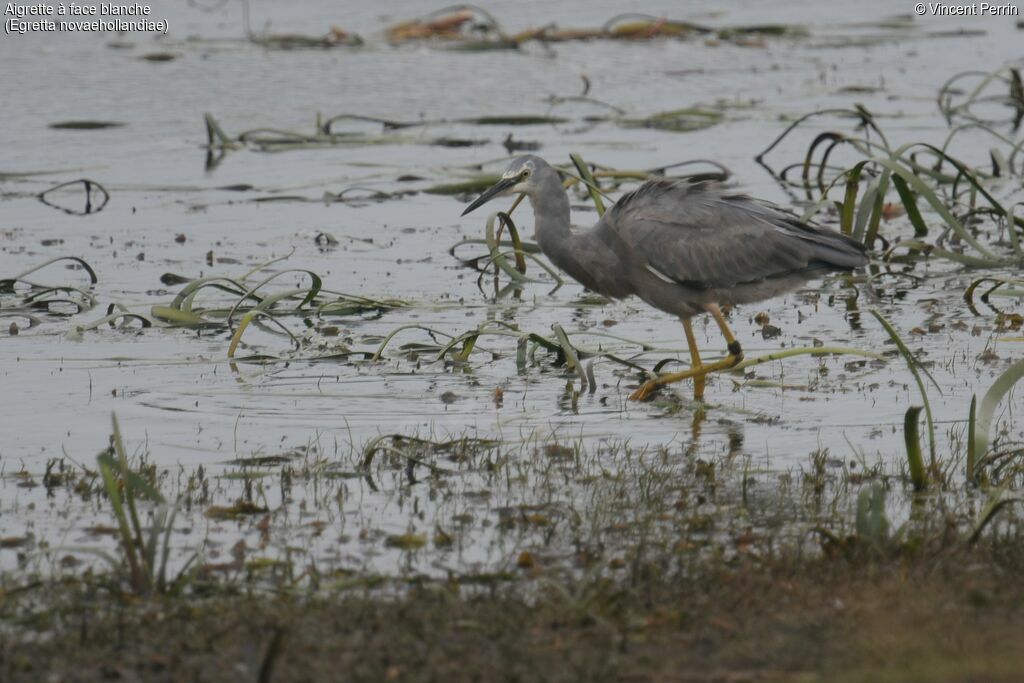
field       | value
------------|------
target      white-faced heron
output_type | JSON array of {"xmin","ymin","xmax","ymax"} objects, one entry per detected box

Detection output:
[{"xmin": 462, "ymin": 155, "xmax": 868, "ymax": 401}]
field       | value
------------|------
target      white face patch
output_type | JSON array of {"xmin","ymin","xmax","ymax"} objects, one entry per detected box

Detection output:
[{"xmin": 504, "ymin": 160, "xmax": 535, "ymax": 179}]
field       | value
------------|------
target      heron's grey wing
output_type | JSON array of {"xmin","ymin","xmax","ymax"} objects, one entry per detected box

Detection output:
[{"xmin": 606, "ymin": 180, "xmax": 867, "ymax": 291}]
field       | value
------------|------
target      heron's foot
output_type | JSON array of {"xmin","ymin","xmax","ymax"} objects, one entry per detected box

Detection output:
[
  {"xmin": 629, "ymin": 372, "xmax": 709, "ymax": 402},
  {"xmin": 628, "ymin": 343, "xmax": 743, "ymax": 402},
  {"xmin": 628, "ymin": 380, "xmax": 661, "ymax": 402}
]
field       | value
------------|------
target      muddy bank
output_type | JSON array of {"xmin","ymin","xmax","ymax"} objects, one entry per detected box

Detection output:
[{"xmin": 3, "ymin": 536, "xmax": 1024, "ymax": 682}]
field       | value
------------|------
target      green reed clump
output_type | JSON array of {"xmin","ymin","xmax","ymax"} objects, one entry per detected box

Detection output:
[
  {"xmin": 97, "ymin": 414, "xmax": 191, "ymax": 595},
  {"xmin": 147, "ymin": 256, "xmax": 405, "ymax": 358},
  {"xmin": 756, "ymin": 100, "xmax": 1024, "ymax": 268}
]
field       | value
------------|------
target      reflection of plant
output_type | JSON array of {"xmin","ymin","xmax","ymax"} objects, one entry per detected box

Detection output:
[{"xmin": 97, "ymin": 414, "xmax": 193, "ymax": 595}]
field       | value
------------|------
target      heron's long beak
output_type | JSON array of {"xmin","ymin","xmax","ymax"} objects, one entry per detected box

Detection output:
[{"xmin": 461, "ymin": 177, "xmax": 517, "ymax": 216}]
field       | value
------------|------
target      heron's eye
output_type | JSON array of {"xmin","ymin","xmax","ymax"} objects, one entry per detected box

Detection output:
[{"xmin": 520, "ymin": 170, "xmax": 530, "ymax": 180}]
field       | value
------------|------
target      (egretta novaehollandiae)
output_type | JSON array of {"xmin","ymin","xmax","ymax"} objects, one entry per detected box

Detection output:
[{"xmin": 461, "ymin": 155, "xmax": 868, "ymax": 401}]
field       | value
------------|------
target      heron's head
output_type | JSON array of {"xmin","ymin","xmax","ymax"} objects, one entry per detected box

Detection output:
[{"xmin": 461, "ymin": 155, "xmax": 548, "ymax": 216}]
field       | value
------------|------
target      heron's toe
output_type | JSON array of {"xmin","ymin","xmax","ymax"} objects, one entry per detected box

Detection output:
[{"xmin": 628, "ymin": 382, "xmax": 659, "ymax": 402}]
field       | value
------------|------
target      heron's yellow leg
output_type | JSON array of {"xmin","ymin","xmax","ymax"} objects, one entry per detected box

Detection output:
[
  {"xmin": 683, "ymin": 318, "xmax": 705, "ymax": 401},
  {"xmin": 628, "ymin": 304, "xmax": 744, "ymax": 402},
  {"xmin": 707, "ymin": 303, "xmax": 743, "ymax": 361}
]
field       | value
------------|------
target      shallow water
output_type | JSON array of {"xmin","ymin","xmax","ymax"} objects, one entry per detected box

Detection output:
[{"xmin": 1, "ymin": 1, "xmax": 1022, "ymax": 576}]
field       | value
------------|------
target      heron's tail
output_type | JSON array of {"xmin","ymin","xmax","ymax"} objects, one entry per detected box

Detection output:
[{"xmin": 809, "ymin": 238, "xmax": 869, "ymax": 269}]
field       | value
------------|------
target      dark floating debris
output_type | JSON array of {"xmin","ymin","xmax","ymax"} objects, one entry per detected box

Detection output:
[
  {"xmin": 49, "ymin": 121, "xmax": 125, "ymax": 130},
  {"xmin": 139, "ymin": 52, "xmax": 178, "ymax": 62},
  {"xmin": 431, "ymin": 137, "xmax": 487, "ymax": 148},
  {"xmin": 160, "ymin": 273, "xmax": 192, "ymax": 286},
  {"xmin": 463, "ymin": 115, "xmax": 568, "ymax": 125},
  {"xmin": 205, "ymin": 500, "xmax": 268, "ymax": 520},
  {"xmin": 503, "ymin": 134, "xmax": 541, "ymax": 154},
  {"xmin": 314, "ymin": 232, "xmax": 340, "ymax": 250}
]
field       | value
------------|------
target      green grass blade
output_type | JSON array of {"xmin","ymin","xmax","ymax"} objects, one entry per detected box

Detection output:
[
  {"xmin": 228, "ymin": 311, "xmax": 256, "ymax": 358},
  {"xmin": 872, "ymin": 311, "xmax": 938, "ymax": 464},
  {"xmin": 111, "ymin": 414, "xmax": 152, "ymax": 590},
  {"xmin": 372, "ymin": 325, "xmax": 456, "ymax": 361},
  {"xmin": 967, "ymin": 394, "xmax": 977, "ymax": 484},
  {"xmin": 552, "ymin": 323, "xmax": 586, "ymax": 389},
  {"xmin": 972, "ymin": 358, "xmax": 1024, "ymax": 462},
  {"xmin": 840, "ymin": 163, "xmax": 864, "ymax": 236},
  {"xmin": 569, "ymin": 153, "xmax": 606, "ymax": 217},
  {"xmin": 97, "ymin": 453, "xmax": 144, "ymax": 592},
  {"xmin": 150, "ymin": 305, "xmax": 209, "ymax": 326},
  {"xmin": 6, "ymin": 256, "xmax": 99, "ymax": 286},
  {"xmin": 890, "ymin": 174, "xmax": 929, "ymax": 237},
  {"xmin": 862, "ymin": 169, "xmax": 890, "ymax": 248},
  {"xmin": 485, "ymin": 213, "xmax": 536, "ymax": 283},
  {"xmin": 969, "ymin": 489, "xmax": 1021, "ymax": 544},
  {"xmin": 903, "ymin": 406, "xmax": 927, "ymax": 491}
]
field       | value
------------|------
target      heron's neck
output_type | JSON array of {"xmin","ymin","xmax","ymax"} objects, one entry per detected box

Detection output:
[{"xmin": 528, "ymin": 182, "xmax": 574, "ymax": 269}]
